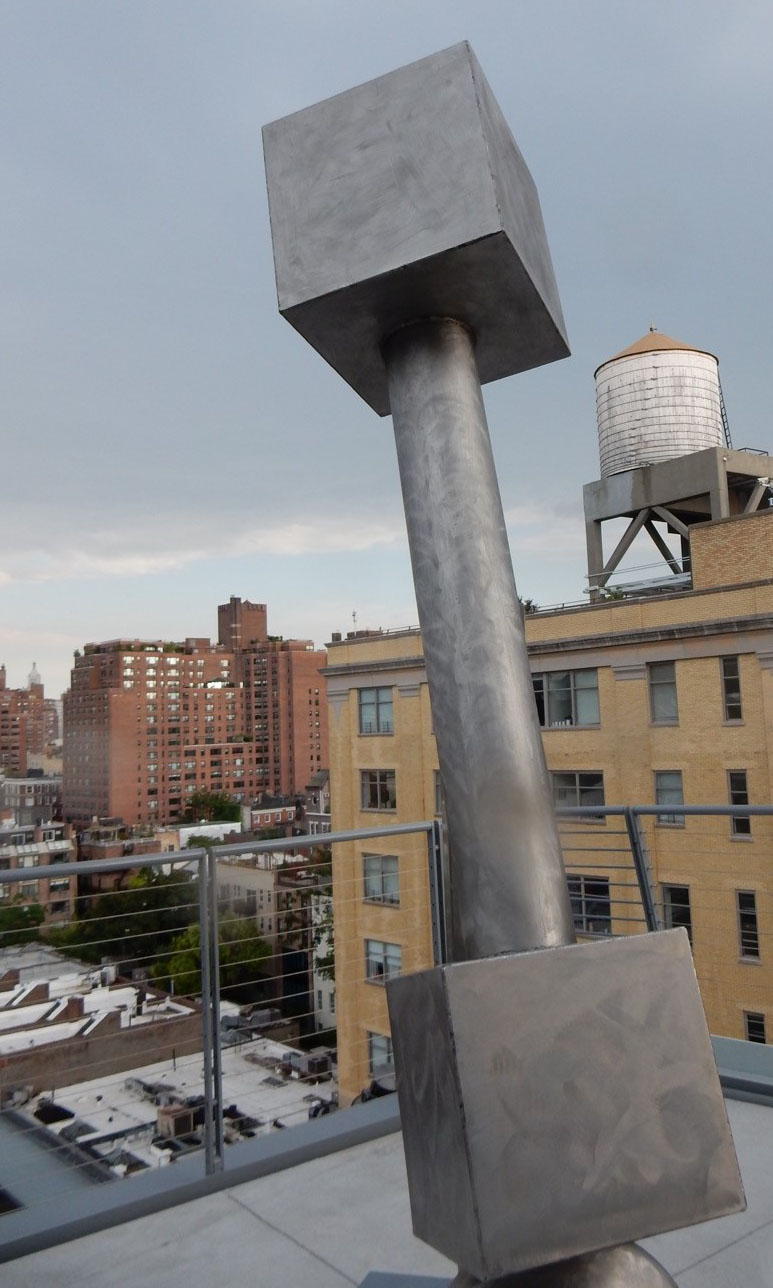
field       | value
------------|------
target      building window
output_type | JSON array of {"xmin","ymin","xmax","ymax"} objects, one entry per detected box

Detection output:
[
  {"xmin": 360, "ymin": 770, "xmax": 396, "ymax": 811},
  {"xmin": 728, "ymin": 770, "xmax": 751, "ymax": 836},
  {"xmin": 648, "ymin": 661, "xmax": 678, "ymax": 723},
  {"xmin": 365, "ymin": 939, "xmax": 402, "ymax": 983},
  {"xmin": 721, "ymin": 656, "xmax": 742, "ymax": 721},
  {"xmin": 737, "ymin": 891, "xmax": 760, "ymax": 959},
  {"xmin": 551, "ymin": 771, "xmax": 604, "ymax": 819},
  {"xmin": 744, "ymin": 1012, "xmax": 766, "ymax": 1044},
  {"xmin": 567, "ymin": 875, "xmax": 611, "ymax": 935},
  {"xmin": 359, "ymin": 687, "xmax": 393, "ymax": 735},
  {"xmin": 655, "ymin": 771, "xmax": 684, "ymax": 825},
  {"xmin": 434, "ymin": 769, "xmax": 444, "ymax": 816},
  {"xmin": 533, "ymin": 669, "xmax": 599, "ymax": 727},
  {"xmin": 368, "ymin": 1031, "xmax": 394, "ymax": 1079},
  {"xmin": 663, "ymin": 884, "xmax": 692, "ymax": 944},
  {"xmin": 363, "ymin": 853, "xmax": 399, "ymax": 905}
]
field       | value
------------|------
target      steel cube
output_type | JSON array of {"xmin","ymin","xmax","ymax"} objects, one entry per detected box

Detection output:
[
  {"xmin": 386, "ymin": 930, "xmax": 744, "ymax": 1280},
  {"xmin": 262, "ymin": 42, "xmax": 569, "ymax": 414}
]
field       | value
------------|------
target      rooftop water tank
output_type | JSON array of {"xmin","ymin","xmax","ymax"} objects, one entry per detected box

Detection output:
[{"xmin": 594, "ymin": 329, "xmax": 723, "ymax": 477}]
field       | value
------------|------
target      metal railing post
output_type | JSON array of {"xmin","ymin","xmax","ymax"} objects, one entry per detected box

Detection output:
[
  {"xmin": 427, "ymin": 819, "xmax": 448, "ymax": 966},
  {"xmin": 624, "ymin": 807, "xmax": 661, "ymax": 931},
  {"xmin": 198, "ymin": 848, "xmax": 217, "ymax": 1175},
  {"xmin": 206, "ymin": 847, "xmax": 225, "ymax": 1169}
]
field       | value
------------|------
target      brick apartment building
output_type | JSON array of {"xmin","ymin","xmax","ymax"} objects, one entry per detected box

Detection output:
[
  {"xmin": 0, "ymin": 663, "xmax": 53, "ymax": 777},
  {"xmin": 0, "ymin": 774, "xmax": 62, "ymax": 825},
  {"xmin": 63, "ymin": 598, "xmax": 327, "ymax": 827},
  {"xmin": 0, "ymin": 820, "xmax": 76, "ymax": 925},
  {"xmin": 217, "ymin": 597, "xmax": 327, "ymax": 791}
]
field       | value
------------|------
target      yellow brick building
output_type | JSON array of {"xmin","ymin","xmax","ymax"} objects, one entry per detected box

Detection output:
[{"xmin": 326, "ymin": 509, "xmax": 773, "ymax": 1103}]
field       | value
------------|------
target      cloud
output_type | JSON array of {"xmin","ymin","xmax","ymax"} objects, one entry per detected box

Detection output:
[
  {"xmin": 231, "ymin": 517, "xmax": 406, "ymax": 557},
  {"xmin": 0, "ymin": 501, "xmax": 587, "ymax": 587},
  {"xmin": 504, "ymin": 505, "xmax": 586, "ymax": 560},
  {"xmin": 0, "ymin": 624, "xmax": 82, "ymax": 649},
  {"xmin": 0, "ymin": 513, "xmax": 408, "ymax": 585}
]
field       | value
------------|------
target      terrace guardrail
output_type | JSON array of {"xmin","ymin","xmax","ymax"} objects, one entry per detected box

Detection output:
[{"xmin": 1, "ymin": 805, "xmax": 771, "ymax": 1259}]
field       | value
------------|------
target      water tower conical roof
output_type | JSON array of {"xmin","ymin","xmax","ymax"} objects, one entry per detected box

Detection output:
[{"xmin": 595, "ymin": 329, "xmax": 717, "ymax": 377}]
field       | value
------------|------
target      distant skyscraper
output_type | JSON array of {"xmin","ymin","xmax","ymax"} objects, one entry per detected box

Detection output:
[
  {"xmin": 0, "ymin": 662, "xmax": 48, "ymax": 775},
  {"xmin": 62, "ymin": 599, "xmax": 328, "ymax": 827},
  {"xmin": 219, "ymin": 597, "xmax": 328, "ymax": 801}
]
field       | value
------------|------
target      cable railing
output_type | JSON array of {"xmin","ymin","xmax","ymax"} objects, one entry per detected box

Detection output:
[
  {"xmin": 1, "ymin": 804, "xmax": 771, "ymax": 1256},
  {"xmin": 0, "ymin": 819, "xmax": 442, "ymax": 1250},
  {"xmin": 556, "ymin": 807, "xmax": 773, "ymax": 1037}
]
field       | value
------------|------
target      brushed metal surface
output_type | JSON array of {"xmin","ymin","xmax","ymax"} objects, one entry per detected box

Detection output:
[
  {"xmin": 450, "ymin": 1242, "xmax": 677, "ymax": 1286},
  {"xmin": 263, "ymin": 42, "xmax": 568, "ymax": 413},
  {"xmin": 262, "ymin": 46, "xmax": 728, "ymax": 1288},
  {"xmin": 387, "ymin": 932, "xmax": 745, "ymax": 1281},
  {"xmin": 384, "ymin": 318, "xmax": 575, "ymax": 960},
  {"xmin": 389, "ymin": 963, "xmax": 478, "ymax": 1272}
]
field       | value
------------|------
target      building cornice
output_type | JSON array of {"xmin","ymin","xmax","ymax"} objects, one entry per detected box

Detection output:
[
  {"xmin": 324, "ymin": 615, "xmax": 773, "ymax": 678},
  {"xmin": 527, "ymin": 613, "xmax": 773, "ymax": 656},
  {"xmin": 322, "ymin": 656, "xmax": 424, "ymax": 678}
]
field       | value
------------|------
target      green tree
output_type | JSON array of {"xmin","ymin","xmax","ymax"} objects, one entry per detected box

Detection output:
[
  {"xmin": 152, "ymin": 915, "xmax": 271, "ymax": 997},
  {"xmin": 156, "ymin": 923, "xmax": 202, "ymax": 996},
  {"xmin": 181, "ymin": 791, "xmax": 241, "ymax": 823},
  {"xmin": 0, "ymin": 901, "xmax": 45, "ymax": 947},
  {"xmin": 48, "ymin": 868, "xmax": 196, "ymax": 967}
]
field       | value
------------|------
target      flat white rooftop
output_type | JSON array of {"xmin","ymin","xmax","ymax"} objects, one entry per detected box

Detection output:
[
  {"xmin": 0, "ymin": 981, "xmax": 194, "ymax": 1054},
  {"xmin": 8, "ymin": 1036, "xmax": 337, "ymax": 1177},
  {"xmin": 3, "ymin": 1097, "xmax": 771, "ymax": 1287}
]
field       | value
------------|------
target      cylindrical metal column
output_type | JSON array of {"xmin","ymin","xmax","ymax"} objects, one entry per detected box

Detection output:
[
  {"xmin": 385, "ymin": 318, "xmax": 676, "ymax": 1288},
  {"xmin": 384, "ymin": 317, "xmax": 575, "ymax": 961}
]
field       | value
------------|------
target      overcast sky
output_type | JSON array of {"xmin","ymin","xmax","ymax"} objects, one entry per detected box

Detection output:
[{"xmin": 2, "ymin": 0, "xmax": 772, "ymax": 696}]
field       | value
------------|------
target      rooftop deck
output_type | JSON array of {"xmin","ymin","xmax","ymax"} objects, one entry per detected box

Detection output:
[
  {"xmin": 2, "ymin": 823, "xmax": 771, "ymax": 1283},
  {"xmin": 2, "ymin": 1095, "xmax": 771, "ymax": 1287}
]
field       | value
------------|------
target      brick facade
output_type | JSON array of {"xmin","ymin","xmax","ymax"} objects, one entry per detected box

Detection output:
[
  {"xmin": 63, "ymin": 599, "xmax": 328, "ymax": 827},
  {"xmin": 0, "ymin": 666, "xmax": 47, "ymax": 776},
  {"xmin": 326, "ymin": 511, "xmax": 773, "ymax": 1102}
]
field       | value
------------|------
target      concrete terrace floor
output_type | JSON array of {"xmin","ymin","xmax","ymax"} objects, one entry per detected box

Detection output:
[{"xmin": 4, "ymin": 1097, "xmax": 772, "ymax": 1288}]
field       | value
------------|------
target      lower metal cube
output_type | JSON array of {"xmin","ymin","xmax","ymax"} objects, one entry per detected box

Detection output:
[{"xmin": 386, "ymin": 930, "xmax": 744, "ymax": 1280}]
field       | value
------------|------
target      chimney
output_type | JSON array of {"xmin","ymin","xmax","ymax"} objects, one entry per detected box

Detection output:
[{"xmin": 65, "ymin": 995, "xmax": 85, "ymax": 1020}]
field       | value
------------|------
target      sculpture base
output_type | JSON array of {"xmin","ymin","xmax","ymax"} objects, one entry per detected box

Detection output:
[{"xmin": 450, "ymin": 1244, "xmax": 677, "ymax": 1286}]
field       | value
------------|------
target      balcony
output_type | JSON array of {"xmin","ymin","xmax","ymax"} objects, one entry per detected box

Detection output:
[
  {"xmin": 0, "ymin": 812, "xmax": 772, "ymax": 1284},
  {"xmin": 1, "ymin": 1075, "xmax": 771, "ymax": 1285}
]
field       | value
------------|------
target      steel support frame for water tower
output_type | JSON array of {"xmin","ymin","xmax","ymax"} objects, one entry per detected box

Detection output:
[{"xmin": 584, "ymin": 446, "xmax": 773, "ymax": 599}]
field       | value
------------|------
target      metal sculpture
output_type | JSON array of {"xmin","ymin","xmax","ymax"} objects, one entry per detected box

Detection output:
[{"xmin": 263, "ymin": 42, "xmax": 744, "ymax": 1287}]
